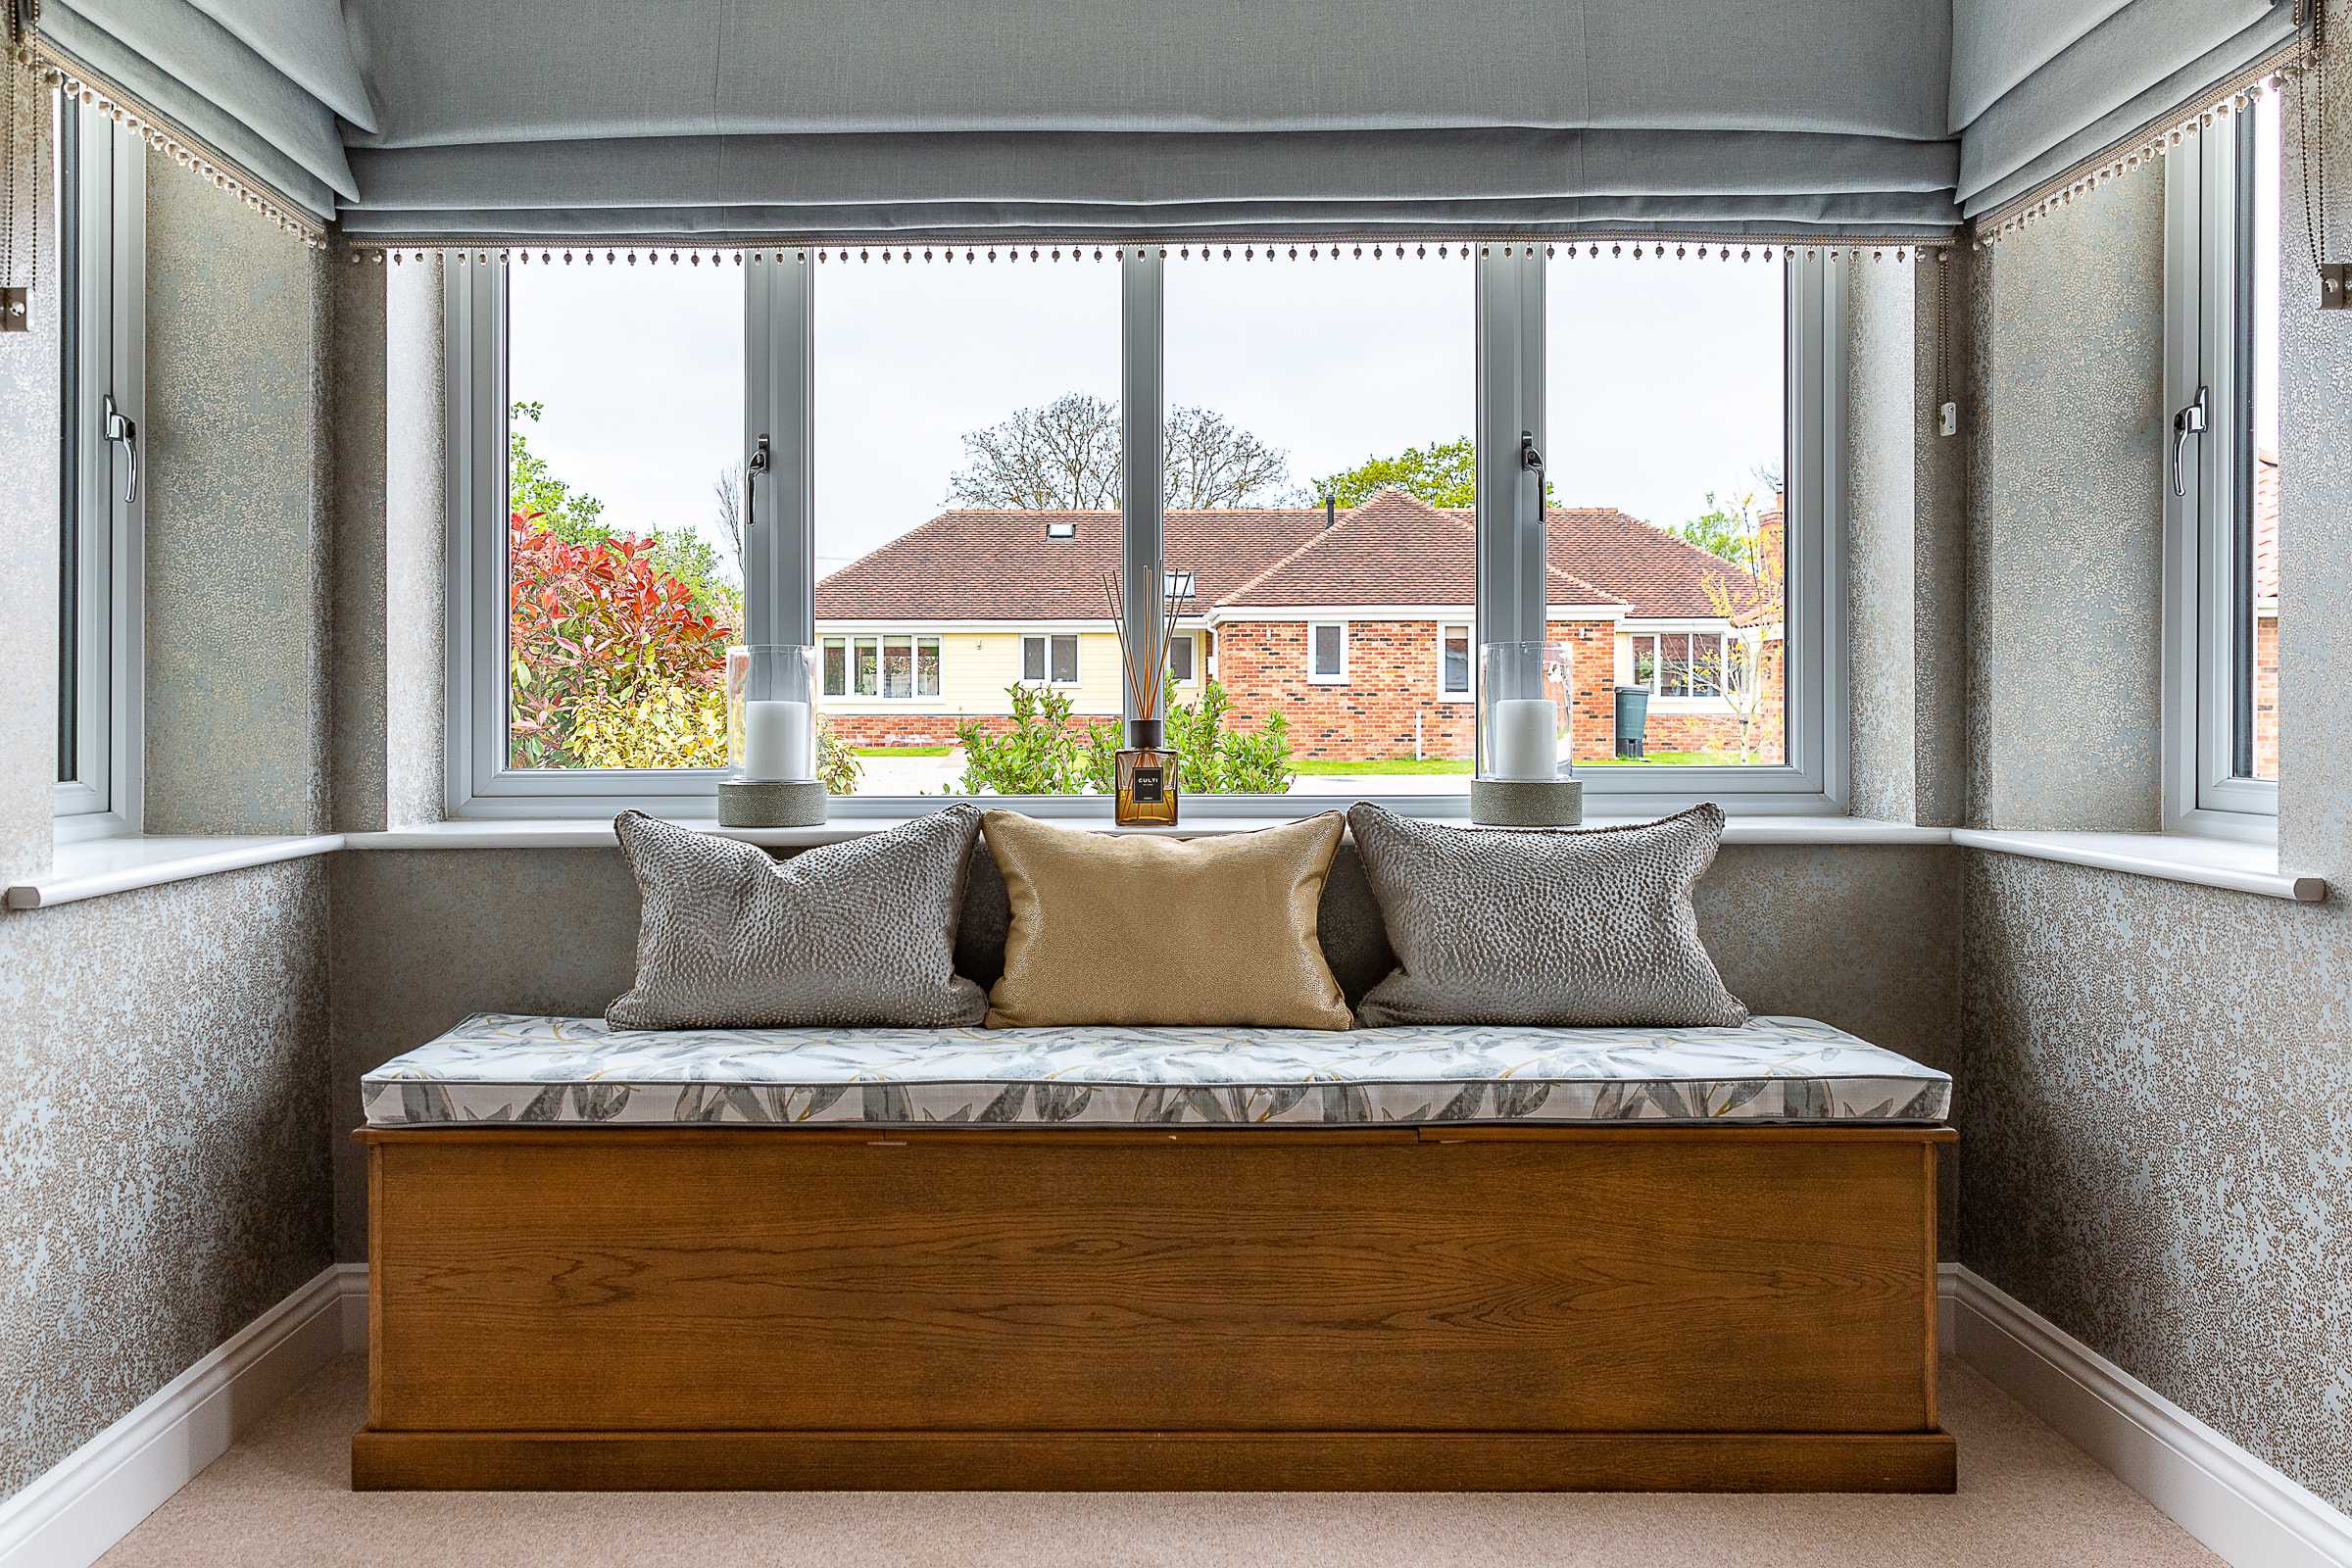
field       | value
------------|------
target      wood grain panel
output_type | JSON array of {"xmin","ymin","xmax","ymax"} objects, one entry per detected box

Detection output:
[
  {"xmin": 367, "ymin": 1127, "xmax": 1942, "ymax": 1440},
  {"xmin": 353, "ymin": 1428, "xmax": 1957, "ymax": 1493}
]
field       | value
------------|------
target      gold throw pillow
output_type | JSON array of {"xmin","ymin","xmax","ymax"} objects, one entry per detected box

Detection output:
[{"xmin": 981, "ymin": 810, "xmax": 1352, "ymax": 1029}]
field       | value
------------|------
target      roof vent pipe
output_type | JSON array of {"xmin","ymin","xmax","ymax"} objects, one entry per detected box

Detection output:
[{"xmin": 1325, "ymin": 495, "xmax": 1337, "ymax": 529}]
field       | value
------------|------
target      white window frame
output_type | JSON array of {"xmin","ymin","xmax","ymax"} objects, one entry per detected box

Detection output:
[
  {"xmin": 446, "ymin": 243, "xmax": 1845, "ymax": 818},
  {"xmin": 1019, "ymin": 632, "xmax": 1082, "ymax": 688},
  {"xmin": 2162, "ymin": 109, "xmax": 2279, "ymax": 841},
  {"xmin": 1305, "ymin": 620, "xmax": 1349, "ymax": 684},
  {"xmin": 1167, "ymin": 629, "xmax": 1197, "ymax": 685},
  {"xmin": 1437, "ymin": 620, "xmax": 1474, "ymax": 699},
  {"xmin": 52, "ymin": 99, "xmax": 145, "ymax": 844}
]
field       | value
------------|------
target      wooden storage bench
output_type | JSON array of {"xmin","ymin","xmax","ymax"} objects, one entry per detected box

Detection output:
[{"xmin": 353, "ymin": 1013, "xmax": 1955, "ymax": 1493}]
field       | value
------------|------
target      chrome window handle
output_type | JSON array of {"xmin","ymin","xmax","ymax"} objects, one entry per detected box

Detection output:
[
  {"xmin": 102, "ymin": 392, "xmax": 138, "ymax": 505},
  {"xmin": 2171, "ymin": 385, "xmax": 2207, "ymax": 499}
]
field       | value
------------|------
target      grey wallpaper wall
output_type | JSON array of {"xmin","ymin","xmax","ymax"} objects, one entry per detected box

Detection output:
[
  {"xmin": 0, "ymin": 860, "xmax": 334, "ymax": 1499},
  {"xmin": 1965, "ymin": 160, "xmax": 2166, "ymax": 833},
  {"xmin": 327, "ymin": 842, "xmax": 1965, "ymax": 1260},
  {"xmin": 143, "ymin": 152, "xmax": 332, "ymax": 837},
  {"xmin": 1961, "ymin": 855, "xmax": 2352, "ymax": 1512},
  {"xmin": 1955, "ymin": 10, "xmax": 2352, "ymax": 1516},
  {"xmin": 0, "ymin": 133, "xmax": 337, "ymax": 1508}
]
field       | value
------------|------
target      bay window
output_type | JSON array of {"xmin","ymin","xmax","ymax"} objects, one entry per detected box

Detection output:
[{"xmin": 445, "ymin": 242, "xmax": 1842, "ymax": 817}]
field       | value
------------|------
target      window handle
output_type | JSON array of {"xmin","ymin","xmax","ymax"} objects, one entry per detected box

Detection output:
[
  {"xmin": 103, "ymin": 392, "xmax": 138, "ymax": 506},
  {"xmin": 2171, "ymin": 385, "xmax": 2207, "ymax": 499}
]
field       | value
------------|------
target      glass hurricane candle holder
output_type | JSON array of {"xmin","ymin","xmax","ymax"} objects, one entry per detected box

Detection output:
[
  {"xmin": 1478, "ymin": 642, "xmax": 1573, "ymax": 780},
  {"xmin": 1472, "ymin": 642, "xmax": 1583, "ymax": 826},
  {"xmin": 727, "ymin": 644, "xmax": 818, "ymax": 782}
]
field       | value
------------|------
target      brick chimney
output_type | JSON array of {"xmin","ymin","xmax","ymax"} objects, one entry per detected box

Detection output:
[{"xmin": 1756, "ymin": 492, "xmax": 1786, "ymax": 573}]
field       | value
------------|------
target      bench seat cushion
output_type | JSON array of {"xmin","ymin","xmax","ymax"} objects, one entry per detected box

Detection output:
[{"xmin": 363, "ymin": 1013, "xmax": 1950, "ymax": 1129}]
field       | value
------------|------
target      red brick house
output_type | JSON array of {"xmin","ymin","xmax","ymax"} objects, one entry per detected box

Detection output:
[{"xmin": 814, "ymin": 487, "xmax": 1784, "ymax": 766}]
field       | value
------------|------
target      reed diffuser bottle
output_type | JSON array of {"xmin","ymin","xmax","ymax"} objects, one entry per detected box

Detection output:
[
  {"xmin": 1115, "ymin": 717, "xmax": 1181, "ymax": 827},
  {"xmin": 1105, "ymin": 567, "xmax": 1190, "ymax": 826}
]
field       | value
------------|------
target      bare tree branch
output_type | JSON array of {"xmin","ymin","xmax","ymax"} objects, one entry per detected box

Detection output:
[
  {"xmin": 712, "ymin": 462, "xmax": 744, "ymax": 571},
  {"xmin": 946, "ymin": 393, "xmax": 1289, "ymax": 510}
]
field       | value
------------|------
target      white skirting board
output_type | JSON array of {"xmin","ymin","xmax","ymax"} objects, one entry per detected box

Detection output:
[
  {"xmin": 0, "ymin": 1263, "xmax": 367, "ymax": 1568},
  {"xmin": 3, "ymin": 1262, "xmax": 2344, "ymax": 1568},
  {"xmin": 1943, "ymin": 1263, "xmax": 2352, "ymax": 1568}
]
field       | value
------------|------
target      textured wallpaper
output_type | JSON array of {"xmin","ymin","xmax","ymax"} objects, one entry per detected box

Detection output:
[
  {"xmin": 1961, "ymin": 853, "xmax": 2352, "ymax": 1512},
  {"xmin": 1967, "ymin": 160, "xmax": 2166, "ymax": 832},
  {"xmin": 0, "ymin": 861, "xmax": 334, "ymax": 1499},
  {"xmin": 143, "ymin": 150, "xmax": 331, "ymax": 836}
]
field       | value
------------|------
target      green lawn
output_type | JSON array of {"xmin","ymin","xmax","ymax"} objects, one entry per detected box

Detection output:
[
  {"xmin": 1291, "ymin": 758, "xmax": 1475, "ymax": 776},
  {"xmin": 852, "ymin": 744, "xmax": 955, "ymax": 758}
]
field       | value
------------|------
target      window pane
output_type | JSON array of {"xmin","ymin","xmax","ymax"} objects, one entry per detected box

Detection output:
[
  {"xmin": 916, "ymin": 636, "xmax": 942, "ymax": 697},
  {"xmin": 854, "ymin": 636, "xmax": 879, "ymax": 696},
  {"xmin": 505, "ymin": 263, "xmax": 743, "ymax": 769},
  {"xmin": 882, "ymin": 636, "xmax": 913, "ymax": 699},
  {"xmin": 2241, "ymin": 90, "xmax": 2281, "ymax": 783},
  {"xmin": 55, "ymin": 100, "xmax": 79, "ymax": 786},
  {"xmin": 1550, "ymin": 256, "xmax": 1787, "ymax": 767},
  {"xmin": 1169, "ymin": 633, "xmax": 1194, "ymax": 681},
  {"xmin": 1166, "ymin": 253, "xmax": 1472, "ymax": 793},
  {"xmin": 823, "ymin": 639, "xmax": 846, "ymax": 697},
  {"xmin": 1312, "ymin": 623, "xmax": 1344, "ymax": 676},
  {"xmin": 815, "ymin": 257, "xmax": 1119, "ymax": 795},
  {"xmin": 1442, "ymin": 625, "xmax": 1471, "ymax": 695}
]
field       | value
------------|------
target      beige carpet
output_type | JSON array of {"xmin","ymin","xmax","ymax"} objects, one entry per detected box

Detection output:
[{"xmin": 98, "ymin": 1356, "xmax": 2218, "ymax": 1567}]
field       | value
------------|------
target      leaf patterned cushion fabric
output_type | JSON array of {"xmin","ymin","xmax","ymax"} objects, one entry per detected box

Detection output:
[
  {"xmin": 363, "ymin": 1012, "xmax": 1949, "ymax": 1127},
  {"xmin": 607, "ymin": 807, "xmax": 986, "ymax": 1030},
  {"xmin": 1348, "ymin": 803, "xmax": 1750, "ymax": 1030}
]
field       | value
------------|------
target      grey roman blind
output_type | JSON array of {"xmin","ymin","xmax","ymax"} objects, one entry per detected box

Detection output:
[
  {"xmin": 1951, "ymin": 0, "xmax": 2300, "ymax": 219},
  {"xmin": 333, "ymin": 0, "xmax": 1965, "ymax": 242},
  {"xmin": 38, "ymin": 0, "xmax": 371, "ymax": 220}
]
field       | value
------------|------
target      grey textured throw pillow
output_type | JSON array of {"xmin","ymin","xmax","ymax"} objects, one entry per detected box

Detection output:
[
  {"xmin": 607, "ymin": 807, "xmax": 987, "ymax": 1030},
  {"xmin": 1347, "ymin": 803, "xmax": 1748, "ymax": 1029}
]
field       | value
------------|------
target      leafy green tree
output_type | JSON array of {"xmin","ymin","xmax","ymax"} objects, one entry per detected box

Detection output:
[
  {"xmin": 1308, "ymin": 436, "xmax": 1556, "ymax": 510},
  {"xmin": 1672, "ymin": 487, "xmax": 1766, "ymax": 571}
]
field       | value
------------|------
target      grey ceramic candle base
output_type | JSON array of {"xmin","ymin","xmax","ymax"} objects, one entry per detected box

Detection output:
[
  {"xmin": 1469, "ymin": 777, "xmax": 1585, "ymax": 827},
  {"xmin": 716, "ymin": 779, "xmax": 829, "ymax": 828}
]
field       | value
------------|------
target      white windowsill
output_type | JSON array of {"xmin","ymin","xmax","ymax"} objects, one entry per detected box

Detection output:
[
  {"xmin": 5, "ymin": 833, "xmax": 347, "ymax": 910},
  {"xmin": 1951, "ymin": 828, "xmax": 2327, "ymax": 903},
  {"xmin": 343, "ymin": 813, "xmax": 1948, "ymax": 851},
  {"xmin": 8, "ymin": 820, "xmax": 2326, "ymax": 910}
]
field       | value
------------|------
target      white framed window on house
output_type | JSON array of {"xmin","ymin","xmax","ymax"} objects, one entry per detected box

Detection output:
[
  {"xmin": 52, "ymin": 98, "xmax": 145, "ymax": 843},
  {"xmin": 822, "ymin": 634, "xmax": 941, "ymax": 700},
  {"xmin": 1438, "ymin": 622, "xmax": 1473, "ymax": 699},
  {"xmin": 2163, "ymin": 90, "xmax": 2281, "ymax": 838},
  {"xmin": 1021, "ymin": 633, "xmax": 1081, "ymax": 686},
  {"xmin": 445, "ymin": 242, "xmax": 1843, "ymax": 817},
  {"xmin": 1307, "ymin": 622, "xmax": 1348, "ymax": 684}
]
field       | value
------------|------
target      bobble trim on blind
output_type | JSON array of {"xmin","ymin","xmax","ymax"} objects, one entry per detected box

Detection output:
[
  {"xmin": 28, "ymin": 49, "xmax": 328, "ymax": 246},
  {"xmin": 1970, "ymin": 35, "xmax": 2312, "ymax": 248},
  {"xmin": 345, "ymin": 237, "xmax": 1959, "ymax": 268}
]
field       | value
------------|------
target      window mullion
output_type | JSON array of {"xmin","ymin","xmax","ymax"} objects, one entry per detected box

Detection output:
[
  {"xmin": 1120, "ymin": 249, "xmax": 1164, "ymax": 728},
  {"xmin": 747, "ymin": 251, "xmax": 814, "ymax": 650}
]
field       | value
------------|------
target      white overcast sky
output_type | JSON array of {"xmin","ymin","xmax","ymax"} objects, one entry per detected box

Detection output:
[{"xmin": 508, "ymin": 251, "xmax": 1790, "ymax": 589}]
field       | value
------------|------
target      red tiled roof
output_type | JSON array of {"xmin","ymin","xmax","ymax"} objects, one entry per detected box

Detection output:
[{"xmin": 814, "ymin": 488, "xmax": 1755, "ymax": 622}]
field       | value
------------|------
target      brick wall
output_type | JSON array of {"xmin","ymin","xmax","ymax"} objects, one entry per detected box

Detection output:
[
  {"xmin": 2256, "ymin": 611, "xmax": 2279, "ymax": 780},
  {"xmin": 1213, "ymin": 618, "xmax": 1619, "ymax": 763}
]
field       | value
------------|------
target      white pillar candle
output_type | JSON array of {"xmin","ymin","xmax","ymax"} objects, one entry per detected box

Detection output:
[
  {"xmin": 1490, "ymin": 697, "xmax": 1559, "ymax": 780},
  {"xmin": 744, "ymin": 699, "xmax": 811, "ymax": 781}
]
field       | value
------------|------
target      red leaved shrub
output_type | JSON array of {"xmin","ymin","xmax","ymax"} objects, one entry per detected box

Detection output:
[{"xmin": 506, "ymin": 510, "xmax": 735, "ymax": 767}]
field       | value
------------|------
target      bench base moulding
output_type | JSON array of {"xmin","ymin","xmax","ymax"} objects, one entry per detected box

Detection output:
[{"xmin": 356, "ymin": 1123, "xmax": 1957, "ymax": 1494}]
